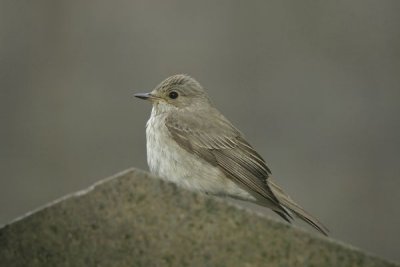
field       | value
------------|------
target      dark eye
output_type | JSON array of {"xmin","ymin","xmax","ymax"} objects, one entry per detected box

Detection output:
[{"xmin": 168, "ymin": 91, "xmax": 179, "ymax": 99}]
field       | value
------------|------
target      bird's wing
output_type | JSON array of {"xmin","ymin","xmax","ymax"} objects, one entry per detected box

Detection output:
[
  {"xmin": 165, "ymin": 109, "xmax": 283, "ymax": 209},
  {"xmin": 166, "ymin": 109, "xmax": 328, "ymax": 235}
]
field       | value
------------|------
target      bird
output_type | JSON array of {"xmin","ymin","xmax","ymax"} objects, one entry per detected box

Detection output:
[{"xmin": 134, "ymin": 74, "xmax": 328, "ymax": 235}]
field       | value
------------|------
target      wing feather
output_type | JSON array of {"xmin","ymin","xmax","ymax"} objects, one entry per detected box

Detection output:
[
  {"xmin": 165, "ymin": 110, "xmax": 283, "ymax": 209},
  {"xmin": 162, "ymin": 104, "xmax": 328, "ymax": 234}
]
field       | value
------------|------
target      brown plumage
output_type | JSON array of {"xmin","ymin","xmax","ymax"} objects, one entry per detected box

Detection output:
[
  {"xmin": 166, "ymin": 109, "xmax": 328, "ymax": 235},
  {"xmin": 136, "ymin": 74, "xmax": 328, "ymax": 235}
]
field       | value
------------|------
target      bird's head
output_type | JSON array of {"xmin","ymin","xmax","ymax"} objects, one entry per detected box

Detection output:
[{"xmin": 135, "ymin": 74, "xmax": 212, "ymax": 111}]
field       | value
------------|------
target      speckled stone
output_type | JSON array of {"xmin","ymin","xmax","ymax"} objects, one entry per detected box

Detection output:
[{"xmin": 0, "ymin": 168, "xmax": 397, "ymax": 267}]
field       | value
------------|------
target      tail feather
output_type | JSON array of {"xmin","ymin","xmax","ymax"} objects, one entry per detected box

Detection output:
[
  {"xmin": 268, "ymin": 179, "xmax": 329, "ymax": 236},
  {"xmin": 274, "ymin": 210, "xmax": 293, "ymax": 224}
]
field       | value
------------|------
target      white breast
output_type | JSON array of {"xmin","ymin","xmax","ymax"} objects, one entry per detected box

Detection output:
[{"xmin": 145, "ymin": 106, "xmax": 253, "ymax": 200}]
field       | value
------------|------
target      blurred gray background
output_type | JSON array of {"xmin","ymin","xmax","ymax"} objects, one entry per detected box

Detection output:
[{"xmin": 1, "ymin": 0, "xmax": 399, "ymax": 263}]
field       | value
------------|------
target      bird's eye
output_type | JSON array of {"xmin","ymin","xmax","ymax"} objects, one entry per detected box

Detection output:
[{"xmin": 168, "ymin": 91, "xmax": 179, "ymax": 99}]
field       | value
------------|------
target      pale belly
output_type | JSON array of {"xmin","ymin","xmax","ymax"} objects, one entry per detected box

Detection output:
[{"xmin": 145, "ymin": 113, "xmax": 253, "ymax": 200}]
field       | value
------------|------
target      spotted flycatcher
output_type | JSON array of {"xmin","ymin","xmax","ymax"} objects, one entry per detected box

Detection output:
[{"xmin": 135, "ymin": 74, "xmax": 328, "ymax": 235}]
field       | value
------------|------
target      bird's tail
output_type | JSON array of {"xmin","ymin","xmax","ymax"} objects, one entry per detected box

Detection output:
[{"xmin": 268, "ymin": 178, "xmax": 329, "ymax": 236}]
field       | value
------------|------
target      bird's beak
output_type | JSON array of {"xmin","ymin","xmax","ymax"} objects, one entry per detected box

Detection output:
[{"xmin": 134, "ymin": 92, "xmax": 154, "ymax": 101}]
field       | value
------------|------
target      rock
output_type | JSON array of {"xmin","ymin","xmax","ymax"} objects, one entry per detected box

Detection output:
[{"xmin": 0, "ymin": 168, "xmax": 397, "ymax": 267}]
